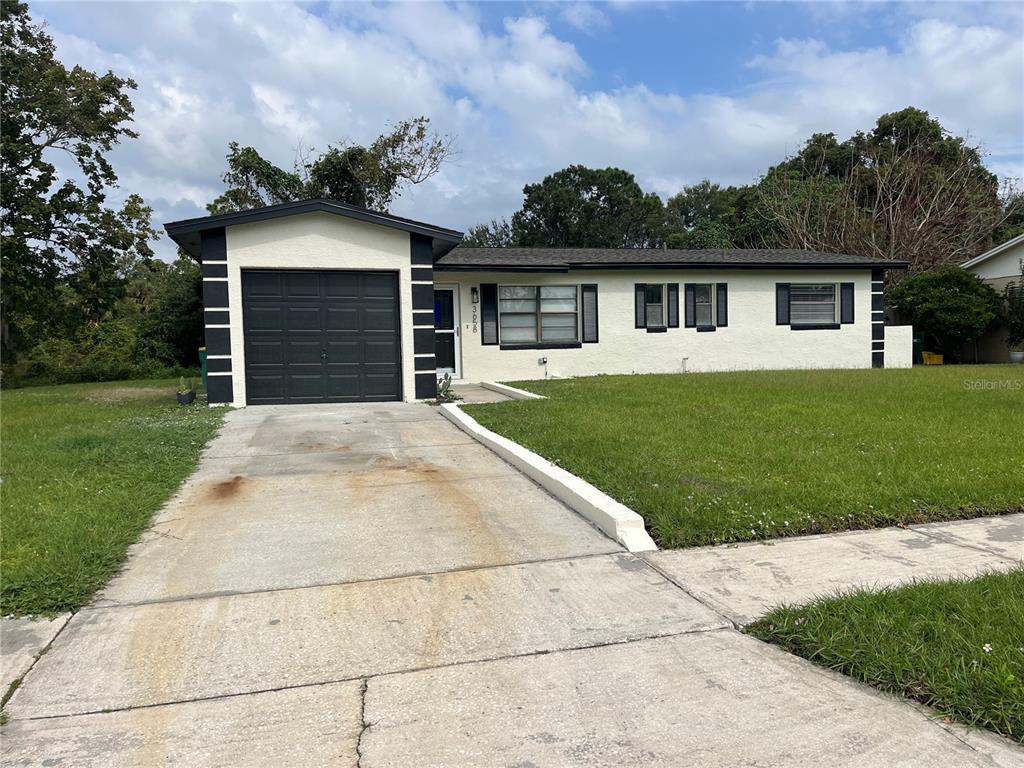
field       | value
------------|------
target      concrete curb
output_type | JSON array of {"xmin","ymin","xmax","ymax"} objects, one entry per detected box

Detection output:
[
  {"xmin": 479, "ymin": 382, "xmax": 546, "ymax": 400},
  {"xmin": 440, "ymin": 404, "xmax": 657, "ymax": 553}
]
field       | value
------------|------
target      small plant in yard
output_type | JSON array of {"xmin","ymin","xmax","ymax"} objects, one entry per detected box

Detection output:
[
  {"xmin": 434, "ymin": 373, "xmax": 462, "ymax": 404},
  {"xmin": 177, "ymin": 376, "xmax": 196, "ymax": 405},
  {"xmin": 746, "ymin": 569, "xmax": 1024, "ymax": 742}
]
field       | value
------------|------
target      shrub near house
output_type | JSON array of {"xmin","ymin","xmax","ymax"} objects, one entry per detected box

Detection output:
[{"xmin": 891, "ymin": 266, "xmax": 1002, "ymax": 360}]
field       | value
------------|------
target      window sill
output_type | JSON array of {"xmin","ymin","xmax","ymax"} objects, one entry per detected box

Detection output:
[
  {"xmin": 696, "ymin": 325, "xmax": 717, "ymax": 333},
  {"xmin": 499, "ymin": 342, "xmax": 583, "ymax": 350},
  {"xmin": 644, "ymin": 326, "xmax": 667, "ymax": 333},
  {"xmin": 790, "ymin": 323, "xmax": 841, "ymax": 330}
]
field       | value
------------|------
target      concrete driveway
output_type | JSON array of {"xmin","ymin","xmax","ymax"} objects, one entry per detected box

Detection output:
[{"xmin": 3, "ymin": 403, "xmax": 1020, "ymax": 766}]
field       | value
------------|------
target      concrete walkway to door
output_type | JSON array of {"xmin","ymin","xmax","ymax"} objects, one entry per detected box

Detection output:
[{"xmin": 3, "ymin": 403, "xmax": 1021, "ymax": 766}]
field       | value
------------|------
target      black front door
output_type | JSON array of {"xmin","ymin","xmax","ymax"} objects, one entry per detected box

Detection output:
[
  {"xmin": 242, "ymin": 270, "xmax": 401, "ymax": 404},
  {"xmin": 434, "ymin": 288, "xmax": 457, "ymax": 374}
]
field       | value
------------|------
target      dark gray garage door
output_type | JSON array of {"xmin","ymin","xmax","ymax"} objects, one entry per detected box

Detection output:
[{"xmin": 242, "ymin": 270, "xmax": 402, "ymax": 404}]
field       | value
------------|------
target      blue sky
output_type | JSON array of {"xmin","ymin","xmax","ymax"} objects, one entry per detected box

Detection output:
[{"xmin": 32, "ymin": 1, "xmax": 1024, "ymax": 260}]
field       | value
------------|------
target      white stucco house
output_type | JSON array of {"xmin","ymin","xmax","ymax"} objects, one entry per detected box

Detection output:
[
  {"xmin": 961, "ymin": 234, "xmax": 1024, "ymax": 363},
  {"xmin": 165, "ymin": 199, "xmax": 912, "ymax": 406}
]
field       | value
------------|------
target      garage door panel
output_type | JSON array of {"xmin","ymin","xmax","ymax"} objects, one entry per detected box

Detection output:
[
  {"xmin": 243, "ymin": 270, "xmax": 402, "ymax": 405},
  {"xmin": 286, "ymin": 340, "xmax": 323, "ymax": 365},
  {"xmin": 287, "ymin": 374, "xmax": 327, "ymax": 400},
  {"xmin": 243, "ymin": 272, "xmax": 283, "ymax": 298},
  {"xmin": 325, "ymin": 306, "xmax": 359, "ymax": 332},
  {"xmin": 325, "ymin": 374, "xmax": 361, "ymax": 399},
  {"xmin": 247, "ymin": 340, "xmax": 284, "ymax": 365},
  {"xmin": 363, "ymin": 306, "xmax": 398, "ymax": 331},
  {"xmin": 323, "ymin": 273, "xmax": 360, "ymax": 298},
  {"xmin": 325, "ymin": 339, "xmax": 361, "ymax": 364},
  {"xmin": 285, "ymin": 273, "xmax": 320, "ymax": 298},
  {"xmin": 247, "ymin": 374, "xmax": 286, "ymax": 401},
  {"xmin": 363, "ymin": 372, "xmax": 401, "ymax": 397},
  {"xmin": 363, "ymin": 273, "xmax": 398, "ymax": 299},
  {"xmin": 364, "ymin": 339, "xmax": 399, "ymax": 364},
  {"xmin": 287, "ymin": 306, "xmax": 322, "ymax": 331},
  {"xmin": 246, "ymin": 306, "xmax": 284, "ymax": 331}
]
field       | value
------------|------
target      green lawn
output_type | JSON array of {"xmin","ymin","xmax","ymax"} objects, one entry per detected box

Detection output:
[
  {"xmin": 747, "ymin": 569, "xmax": 1024, "ymax": 742},
  {"xmin": 1, "ymin": 379, "xmax": 224, "ymax": 616},
  {"xmin": 463, "ymin": 367, "xmax": 1024, "ymax": 548}
]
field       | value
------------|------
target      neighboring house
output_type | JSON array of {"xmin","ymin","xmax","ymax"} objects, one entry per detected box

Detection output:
[
  {"xmin": 961, "ymin": 234, "xmax": 1024, "ymax": 363},
  {"xmin": 165, "ymin": 199, "xmax": 911, "ymax": 407}
]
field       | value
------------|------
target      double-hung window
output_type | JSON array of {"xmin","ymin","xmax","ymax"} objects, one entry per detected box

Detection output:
[
  {"xmin": 693, "ymin": 284, "xmax": 714, "ymax": 326},
  {"xmin": 645, "ymin": 284, "xmax": 665, "ymax": 327},
  {"xmin": 498, "ymin": 285, "xmax": 578, "ymax": 344},
  {"xmin": 789, "ymin": 283, "xmax": 837, "ymax": 326}
]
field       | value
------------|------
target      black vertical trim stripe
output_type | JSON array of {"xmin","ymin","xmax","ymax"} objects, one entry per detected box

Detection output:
[
  {"xmin": 716, "ymin": 283, "xmax": 728, "ymax": 327},
  {"xmin": 410, "ymin": 233, "xmax": 434, "ymax": 265},
  {"xmin": 415, "ymin": 372, "xmax": 438, "ymax": 399},
  {"xmin": 683, "ymin": 283, "xmax": 696, "ymax": 328},
  {"xmin": 203, "ymin": 280, "xmax": 228, "ymax": 309},
  {"xmin": 411, "ymin": 284, "xmax": 434, "ymax": 310},
  {"xmin": 199, "ymin": 228, "xmax": 226, "ymax": 262},
  {"xmin": 840, "ymin": 282, "xmax": 855, "ymax": 324},
  {"xmin": 481, "ymin": 283, "xmax": 498, "ymax": 345},
  {"xmin": 581, "ymin": 284, "xmax": 599, "ymax": 343},
  {"xmin": 205, "ymin": 327, "xmax": 231, "ymax": 355},
  {"xmin": 776, "ymin": 283, "xmax": 790, "ymax": 325},
  {"xmin": 206, "ymin": 375, "xmax": 233, "ymax": 404},
  {"xmin": 634, "ymin": 283, "xmax": 646, "ymax": 328},
  {"xmin": 667, "ymin": 283, "xmax": 680, "ymax": 328}
]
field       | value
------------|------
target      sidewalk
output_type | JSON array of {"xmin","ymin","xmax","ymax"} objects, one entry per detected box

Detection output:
[{"xmin": 644, "ymin": 514, "xmax": 1022, "ymax": 625}]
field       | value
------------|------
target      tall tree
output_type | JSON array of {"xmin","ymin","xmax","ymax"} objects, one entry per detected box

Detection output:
[
  {"xmin": 510, "ymin": 165, "xmax": 665, "ymax": 248},
  {"xmin": 759, "ymin": 107, "xmax": 1011, "ymax": 272},
  {"xmin": 0, "ymin": 1, "xmax": 155, "ymax": 357},
  {"xmin": 462, "ymin": 218, "xmax": 515, "ymax": 247},
  {"xmin": 664, "ymin": 180, "xmax": 776, "ymax": 248},
  {"xmin": 208, "ymin": 117, "xmax": 455, "ymax": 214}
]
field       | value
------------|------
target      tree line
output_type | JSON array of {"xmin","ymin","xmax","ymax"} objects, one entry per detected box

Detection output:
[
  {"xmin": 3, "ymin": 1, "xmax": 1020, "ymax": 384},
  {"xmin": 464, "ymin": 108, "xmax": 1022, "ymax": 269}
]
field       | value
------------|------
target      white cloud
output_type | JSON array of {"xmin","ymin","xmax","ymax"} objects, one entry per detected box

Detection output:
[
  {"xmin": 560, "ymin": 2, "xmax": 610, "ymax": 33},
  {"xmin": 32, "ymin": 2, "xmax": 1024, "ymax": 261}
]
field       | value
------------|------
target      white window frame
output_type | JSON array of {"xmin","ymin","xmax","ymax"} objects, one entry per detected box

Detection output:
[
  {"xmin": 789, "ymin": 283, "xmax": 837, "ymax": 326},
  {"xmin": 693, "ymin": 283, "xmax": 716, "ymax": 327},
  {"xmin": 645, "ymin": 284, "xmax": 665, "ymax": 328},
  {"xmin": 498, "ymin": 284, "xmax": 580, "ymax": 345}
]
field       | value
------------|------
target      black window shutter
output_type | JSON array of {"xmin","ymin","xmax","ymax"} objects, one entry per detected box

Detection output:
[
  {"xmin": 776, "ymin": 283, "xmax": 790, "ymax": 325},
  {"xmin": 840, "ymin": 282, "xmax": 854, "ymax": 324},
  {"xmin": 667, "ymin": 283, "xmax": 680, "ymax": 328},
  {"xmin": 716, "ymin": 283, "xmax": 728, "ymax": 327},
  {"xmin": 581, "ymin": 284, "xmax": 599, "ymax": 343},
  {"xmin": 635, "ymin": 284, "xmax": 646, "ymax": 328},
  {"xmin": 683, "ymin": 284, "xmax": 696, "ymax": 328},
  {"xmin": 480, "ymin": 283, "xmax": 498, "ymax": 345}
]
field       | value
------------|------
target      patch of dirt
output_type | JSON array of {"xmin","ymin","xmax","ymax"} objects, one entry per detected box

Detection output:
[
  {"xmin": 87, "ymin": 386, "xmax": 170, "ymax": 402},
  {"xmin": 207, "ymin": 475, "xmax": 247, "ymax": 501}
]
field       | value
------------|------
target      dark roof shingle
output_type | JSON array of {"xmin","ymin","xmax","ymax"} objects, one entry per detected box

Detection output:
[{"xmin": 435, "ymin": 247, "xmax": 907, "ymax": 270}]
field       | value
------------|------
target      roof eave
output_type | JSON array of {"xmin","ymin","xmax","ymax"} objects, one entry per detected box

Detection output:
[
  {"xmin": 960, "ymin": 233, "xmax": 1024, "ymax": 270},
  {"xmin": 163, "ymin": 198, "xmax": 463, "ymax": 260}
]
